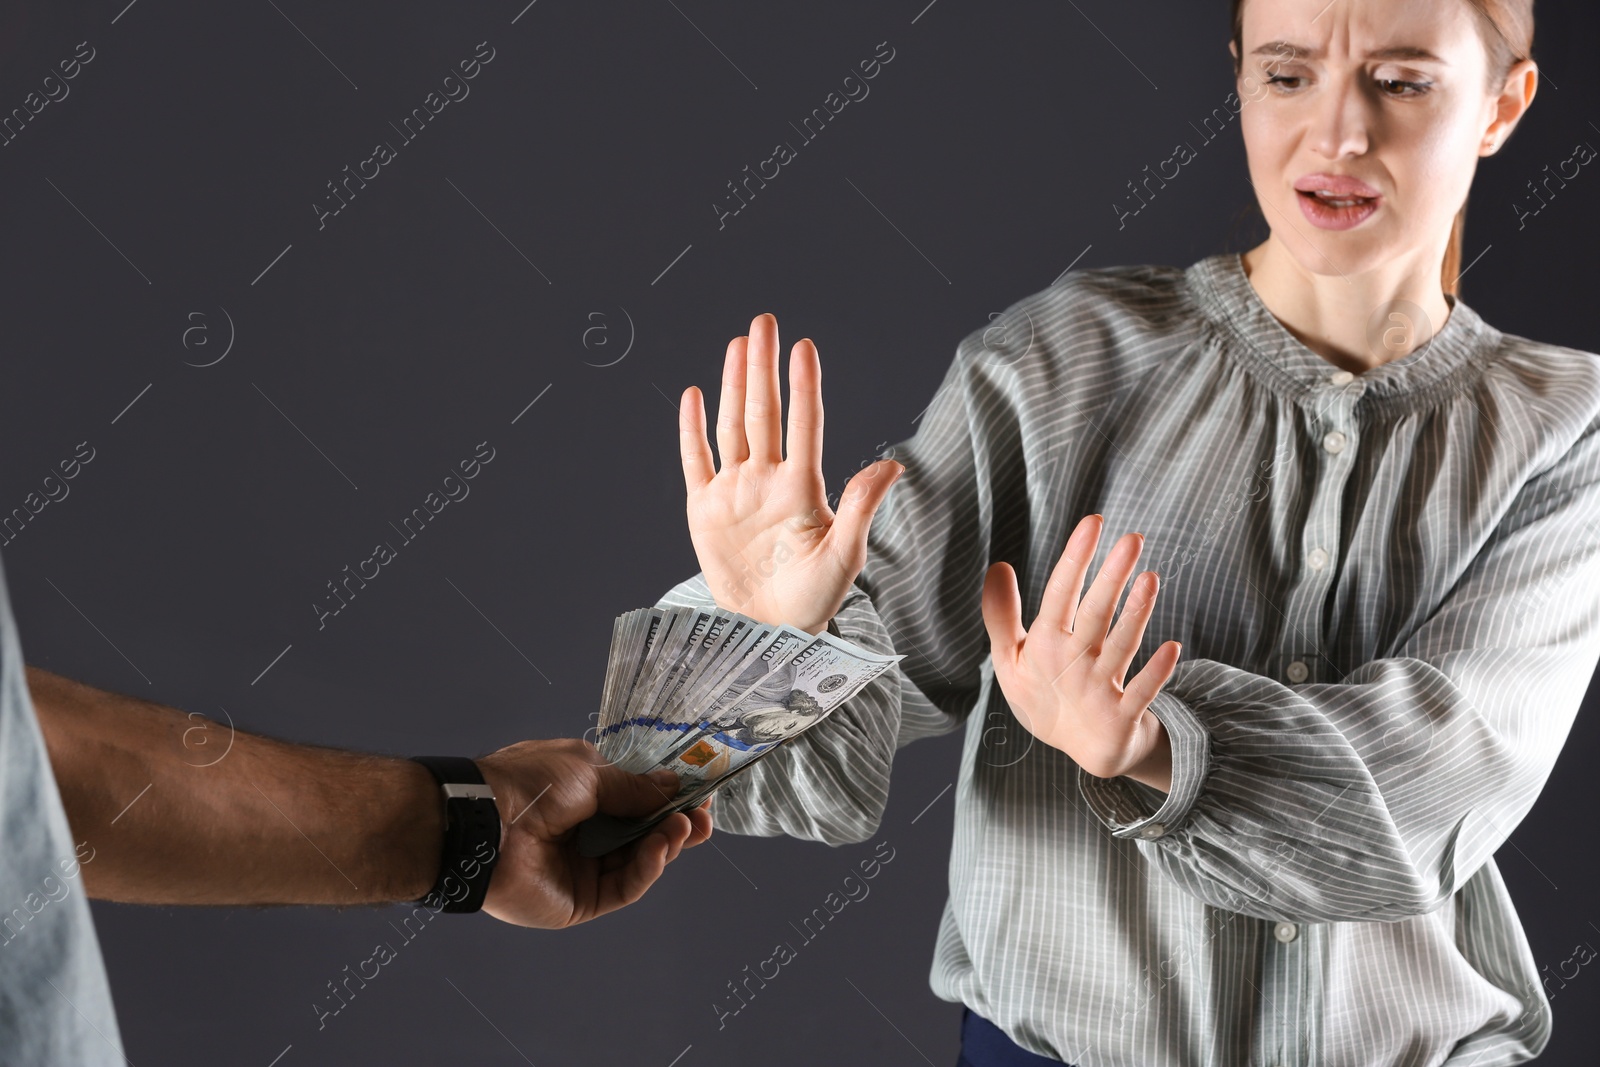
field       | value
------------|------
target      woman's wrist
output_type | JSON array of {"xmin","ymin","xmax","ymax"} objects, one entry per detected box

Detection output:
[{"xmin": 1122, "ymin": 722, "xmax": 1173, "ymax": 795}]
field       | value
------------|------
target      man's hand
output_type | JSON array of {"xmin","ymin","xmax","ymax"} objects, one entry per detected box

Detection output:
[
  {"xmin": 980, "ymin": 513, "xmax": 1182, "ymax": 791},
  {"xmin": 477, "ymin": 740, "xmax": 712, "ymax": 929}
]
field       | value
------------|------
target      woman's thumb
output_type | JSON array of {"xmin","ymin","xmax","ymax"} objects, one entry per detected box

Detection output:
[
  {"xmin": 827, "ymin": 459, "xmax": 904, "ymax": 571},
  {"xmin": 982, "ymin": 562, "xmax": 1026, "ymax": 676}
]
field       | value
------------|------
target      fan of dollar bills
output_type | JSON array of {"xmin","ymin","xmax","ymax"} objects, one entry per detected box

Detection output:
[{"xmin": 573, "ymin": 604, "xmax": 903, "ymax": 857}]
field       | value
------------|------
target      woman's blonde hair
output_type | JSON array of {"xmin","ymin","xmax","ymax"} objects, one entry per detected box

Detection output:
[{"xmin": 1227, "ymin": 0, "xmax": 1535, "ymax": 298}]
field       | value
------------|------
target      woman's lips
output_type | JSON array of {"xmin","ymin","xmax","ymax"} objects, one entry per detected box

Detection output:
[{"xmin": 1296, "ymin": 188, "xmax": 1381, "ymax": 230}]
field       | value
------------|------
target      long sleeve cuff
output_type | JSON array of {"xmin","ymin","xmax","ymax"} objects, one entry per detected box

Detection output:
[{"xmin": 1076, "ymin": 689, "xmax": 1212, "ymax": 840}]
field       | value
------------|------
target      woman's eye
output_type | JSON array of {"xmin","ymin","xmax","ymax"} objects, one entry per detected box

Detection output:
[
  {"xmin": 1377, "ymin": 78, "xmax": 1431, "ymax": 97},
  {"xmin": 1265, "ymin": 74, "xmax": 1304, "ymax": 90}
]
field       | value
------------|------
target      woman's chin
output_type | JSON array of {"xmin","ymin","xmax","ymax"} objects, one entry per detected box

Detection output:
[{"xmin": 1279, "ymin": 230, "xmax": 1398, "ymax": 281}]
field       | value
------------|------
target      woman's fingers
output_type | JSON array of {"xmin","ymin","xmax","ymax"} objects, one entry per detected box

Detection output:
[
  {"xmin": 1122, "ymin": 640, "xmax": 1183, "ymax": 713},
  {"xmin": 1035, "ymin": 515, "xmax": 1102, "ymax": 633},
  {"xmin": 1072, "ymin": 532, "xmax": 1143, "ymax": 649},
  {"xmin": 716, "ymin": 336, "xmax": 750, "ymax": 466},
  {"xmin": 1102, "ymin": 571, "xmax": 1159, "ymax": 687},
  {"xmin": 785, "ymin": 338, "xmax": 823, "ymax": 470},
  {"xmin": 745, "ymin": 313, "xmax": 783, "ymax": 464},
  {"xmin": 680, "ymin": 386, "xmax": 715, "ymax": 492},
  {"xmin": 706, "ymin": 316, "xmax": 821, "ymax": 474}
]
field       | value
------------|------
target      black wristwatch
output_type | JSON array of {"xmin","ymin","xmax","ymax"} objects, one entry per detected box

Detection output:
[{"xmin": 410, "ymin": 756, "xmax": 502, "ymax": 913}]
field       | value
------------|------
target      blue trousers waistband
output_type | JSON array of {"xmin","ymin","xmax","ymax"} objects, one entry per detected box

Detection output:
[{"xmin": 957, "ymin": 1007, "xmax": 1074, "ymax": 1067}]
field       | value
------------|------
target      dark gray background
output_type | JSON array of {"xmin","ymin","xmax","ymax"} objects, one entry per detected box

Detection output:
[{"xmin": 2, "ymin": 1, "xmax": 1597, "ymax": 1064}]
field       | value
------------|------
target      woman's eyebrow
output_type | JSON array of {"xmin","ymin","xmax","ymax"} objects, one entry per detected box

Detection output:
[
  {"xmin": 1368, "ymin": 45, "xmax": 1448, "ymax": 64},
  {"xmin": 1251, "ymin": 40, "xmax": 1448, "ymax": 64}
]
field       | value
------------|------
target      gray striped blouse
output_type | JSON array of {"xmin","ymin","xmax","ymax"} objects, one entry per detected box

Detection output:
[{"xmin": 657, "ymin": 253, "xmax": 1600, "ymax": 1067}]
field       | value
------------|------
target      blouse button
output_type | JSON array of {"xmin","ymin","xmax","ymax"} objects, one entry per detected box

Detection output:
[
  {"xmin": 1307, "ymin": 547, "xmax": 1329, "ymax": 571},
  {"xmin": 1322, "ymin": 430, "xmax": 1347, "ymax": 454},
  {"xmin": 1274, "ymin": 921, "xmax": 1299, "ymax": 943},
  {"xmin": 1328, "ymin": 370, "xmax": 1355, "ymax": 385},
  {"xmin": 1286, "ymin": 660, "xmax": 1309, "ymax": 683}
]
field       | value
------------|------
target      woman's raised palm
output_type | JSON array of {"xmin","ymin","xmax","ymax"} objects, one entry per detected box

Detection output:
[{"xmin": 678, "ymin": 313, "xmax": 904, "ymax": 634}]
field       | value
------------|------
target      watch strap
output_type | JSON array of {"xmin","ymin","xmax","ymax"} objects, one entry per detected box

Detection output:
[{"xmin": 410, "ymin": 756, "xmax": 501, "ymax": 913}]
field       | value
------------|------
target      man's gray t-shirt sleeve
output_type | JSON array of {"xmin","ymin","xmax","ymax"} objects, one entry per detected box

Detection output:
[{"xmin": 0, "ymin": 553, "xmax": 125, "ymax": 1065}]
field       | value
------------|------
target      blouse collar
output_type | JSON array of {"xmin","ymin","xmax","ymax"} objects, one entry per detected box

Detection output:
[{"xmin": 1185, "ymin": 252, "xmax": 1503, "ymax": 412}]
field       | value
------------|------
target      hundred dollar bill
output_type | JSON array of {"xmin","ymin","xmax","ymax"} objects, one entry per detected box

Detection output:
[{"xmin": 616, "ymin": 609, "xmax": 734, "ymax": 765}]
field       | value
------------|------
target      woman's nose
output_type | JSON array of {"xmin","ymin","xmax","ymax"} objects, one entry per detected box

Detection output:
[{"xmin": 1308, "ymin": 74, "xmax": 1373, "ymax": 159}]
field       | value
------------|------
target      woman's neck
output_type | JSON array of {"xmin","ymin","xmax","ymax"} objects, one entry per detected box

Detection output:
[{"xmin": 1240, "ymin": 238, "xmax": 1455, "ymax": 375}]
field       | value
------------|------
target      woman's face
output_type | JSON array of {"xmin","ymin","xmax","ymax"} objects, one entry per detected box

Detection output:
[{"xmin": 1235, "ymin": 0, "xmax": 1506, "ymax": 279}]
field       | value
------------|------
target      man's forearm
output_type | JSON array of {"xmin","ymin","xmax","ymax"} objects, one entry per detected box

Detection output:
[{"xmin": 28, "ymin": 667, "xmax": 443, "ymax": 906}]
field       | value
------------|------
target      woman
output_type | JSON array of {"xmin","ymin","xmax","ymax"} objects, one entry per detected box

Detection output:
[{"xmin": 659, "ymin": 0, "xmax": 1598, "ymax": 1063}]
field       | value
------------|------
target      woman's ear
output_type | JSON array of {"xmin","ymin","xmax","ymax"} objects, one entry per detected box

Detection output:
[{"xmin": 1482, "ymin": 59, "xmax": 1538, "ymax": 156}]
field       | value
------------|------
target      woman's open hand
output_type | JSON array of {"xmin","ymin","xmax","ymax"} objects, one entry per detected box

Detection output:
[
  {"xmin": 981, "ymin": 514, "xmax": 1182, "ymax": 788},
  {"xmin": 679, "ymin": 313, "xmax": 904, "ymax": 634}
]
